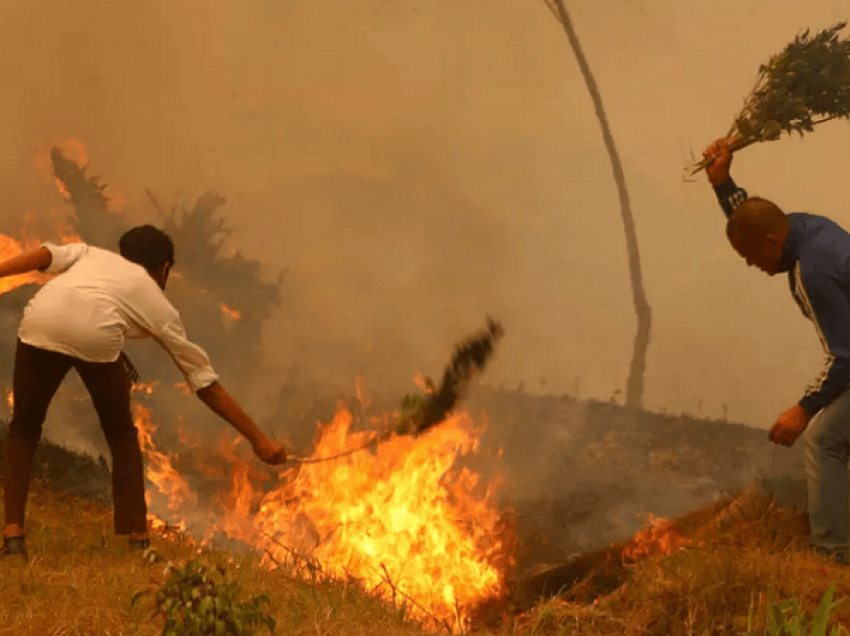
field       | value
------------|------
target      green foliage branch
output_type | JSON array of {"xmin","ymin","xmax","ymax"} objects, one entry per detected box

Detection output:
[
  {"xmin": 692, "ymin": 22, "xmax": 850, "ymax": 174},
  {"xmin": 133, "ymin": 559, "xmax": 276, "ymax": 636},
  {"xmin": 747, "ymin": 583, "xmax": 844, "ymax": 636}
]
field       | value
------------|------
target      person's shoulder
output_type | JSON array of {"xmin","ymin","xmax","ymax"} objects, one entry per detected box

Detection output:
[
  {"xmin": 796, "ymin": 214, "xmax": 850, "ymax": 275},
  {"xmin": 791, "ymin": 212, "xmax": 850, "ymax": 240},
  {"xmin": 82, "ymin": 245, "xmax": 124, "ymax": 263}
]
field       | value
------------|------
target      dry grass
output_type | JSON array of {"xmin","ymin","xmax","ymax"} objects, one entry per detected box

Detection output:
[
  {"xmin": 3, "ymin": 479, "xmax": 850, "ymax": 635},
  {"xmin": 507, "ymin": 487, "xmax": 850, "ymax": 636},
  {"xmin": 0, "ymin": 478, "xmax": 434, "ymax": 636}
]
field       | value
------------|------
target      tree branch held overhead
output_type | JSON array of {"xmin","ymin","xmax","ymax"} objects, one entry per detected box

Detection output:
[
  {"xmin": 691, "ymin": 21, "xmax": 850, "ymax": 174},
  {"xmin": 51, "ymin": 148, "xmax": 285, "ymax": 395}
]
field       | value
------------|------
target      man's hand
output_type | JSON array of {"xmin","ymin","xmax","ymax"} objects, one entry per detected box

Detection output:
[
  {"xmin": 252, "ymin": 436, "xmax": 288, "ymax": 465},
  {"xmin": 769, "ymin": 404, "xmax": 813, "ymax": 447},
  {"xmin": 702, "ymin": 137, "xmax": 735, "ymax": 186},
  {"xmin": 197, "ymin": 381, "xmax": 289, "ymax": 465}
]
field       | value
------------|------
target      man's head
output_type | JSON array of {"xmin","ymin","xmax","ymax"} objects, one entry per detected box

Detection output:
[
  {"xmin": 119, "ymin": 225, "xmax": 175, "ymax": 289},
  {"xmin": 725, "ymin": 197, "xmax": 789, "ymax": 276}
]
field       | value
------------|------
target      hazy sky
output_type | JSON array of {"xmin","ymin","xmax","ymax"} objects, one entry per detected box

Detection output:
[{"xmin": 2, "ymin": 0, "xmax": 850, "ymax": 429}]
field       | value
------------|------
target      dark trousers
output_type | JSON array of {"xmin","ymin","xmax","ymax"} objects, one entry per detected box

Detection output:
[{"xmin": 3, "ymin": 339, "xmax": 147, "ymax": 535}]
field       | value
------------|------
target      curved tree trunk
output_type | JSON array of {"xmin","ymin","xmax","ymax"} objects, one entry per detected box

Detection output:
[{"xmin": 546, "ymin": 0, "xmax": 651, "ymax": 408}]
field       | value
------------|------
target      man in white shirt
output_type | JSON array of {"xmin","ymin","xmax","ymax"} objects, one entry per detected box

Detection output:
[{"xmin": 1, "ymin": 225, "xmax": 287, "ymax": 560}]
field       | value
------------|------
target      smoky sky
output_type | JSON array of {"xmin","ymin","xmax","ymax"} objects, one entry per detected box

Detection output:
[{"xmin": 1, "ymin": 0, "xmax": 850, "ymax": 430}]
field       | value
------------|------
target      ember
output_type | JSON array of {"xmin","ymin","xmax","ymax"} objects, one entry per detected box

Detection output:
[{"xmin": 219, "ymin": 303, "xmax": 241, "ymax": 322}]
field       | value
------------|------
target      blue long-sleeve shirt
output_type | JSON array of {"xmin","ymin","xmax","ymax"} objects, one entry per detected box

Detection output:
[{"xmin": 715, "ymin": 180, "xmax": 850, "ymax": 416}]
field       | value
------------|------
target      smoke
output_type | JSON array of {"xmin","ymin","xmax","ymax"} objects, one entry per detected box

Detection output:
[{"xmin": 1, "ymin": 1, "xmax": 847, "ymax": 587}]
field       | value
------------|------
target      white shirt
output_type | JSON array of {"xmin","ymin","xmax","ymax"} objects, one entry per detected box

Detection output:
[{"xmin": 18, "ymin": 242, "xmax": 218, "ymax": 392}]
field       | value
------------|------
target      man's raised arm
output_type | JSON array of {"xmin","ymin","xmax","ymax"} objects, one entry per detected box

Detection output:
[{"xmin": 703, "ymin": 137, "xmax": 749, "ymax": 219}]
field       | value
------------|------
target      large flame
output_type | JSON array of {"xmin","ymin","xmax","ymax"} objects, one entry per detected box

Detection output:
[
  {"xmin": 133, "ymin": 397, "xmax": 196, "ymax": 529},
  {"xmin": 134, "ymin": 389, "xmax": 510, "ymax": 631},
  {"xmin": 250, "ymin": 407, "xmax": 507, "ymax": 625},
  {"xmin": 0, "ymin": 140, "xmax": 511, "ymax": 629}
]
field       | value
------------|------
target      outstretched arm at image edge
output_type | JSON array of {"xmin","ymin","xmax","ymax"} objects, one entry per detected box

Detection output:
[{"xmin": 0, "ymin": 246, "xmax": 52, "ymax": 278}]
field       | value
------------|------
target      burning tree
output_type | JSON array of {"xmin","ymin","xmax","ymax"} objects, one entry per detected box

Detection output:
[
  {"xmin": 50, "ymin": 148, "xmax": 284, "ymax": 397},
  {"xmin": 42, "ymin": 147, "xmax": 512, "ymax": 630}
]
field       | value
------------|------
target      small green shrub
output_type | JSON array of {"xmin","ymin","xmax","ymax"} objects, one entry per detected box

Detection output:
[
  {"xmin": 747, "ymin": 583, "xmax": 844, "ymax": 636},
  {"xmin": 134, "ymin": 559, "xmax": 276, "ymax": 636}
]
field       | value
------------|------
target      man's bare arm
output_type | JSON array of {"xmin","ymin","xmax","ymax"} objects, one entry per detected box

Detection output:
[
  {"xmin": 0, "ymin": 247, "xmax": 51, "ymax": 279},
  {"xmin": 196, "ymin": 380, "xmax": 287, "ymax": 464}
]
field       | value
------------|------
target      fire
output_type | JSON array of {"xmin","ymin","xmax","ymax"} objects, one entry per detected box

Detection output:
[
  {"xmin": 354, "ymin": 375, "xmax": 369, "ymax": 409},
  {"xmin": 133, "ymin": 386, "xmax": 509, "ymax": 631},
  {"xmin": 219, "ymin": 303, "xmax": 241, "ymax": 322},
  {"xmin": 33, "ymin": 138, "xmax": 89, "ymax": 200},
  {"xmin": 132, "ymin": 380, "xmax": 158, "ymax": 396},
  {"xmin": 60, "ymin": 232, "xmax": 84, "ymax": 245},
  {"xmin": 413, "ymin": 371, "xmax": 436, "ymax": 394},
  {"xmin": 242, "ymin": 406, "xmax": 507, "ymax": 629},
  {"xmin": 133, "ymin": 400, "xmax": 196, "ymax": 523},
  {"xmin": 0, "ymin": 234, "xmax": 48, "ymax": 295},
  {"xmin": 173, "ymin": 382, "xmax": 192, "ymax": 395},
  {"xmin": 213, "ymin": 437, "xmax": 268, "ymax": 542},
  {"xmin": 0, "ymin": 208, "xmax": 84, "ymax": 298},
  {"xmin": 621, "ymin": 513, "xmax": 691, "ymax": 563}
]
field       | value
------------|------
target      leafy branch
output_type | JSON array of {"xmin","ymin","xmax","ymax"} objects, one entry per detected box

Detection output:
[
  {"xmin": 691, "ymin": 21, "xmax": 850, "ymax": 175},
  {"xmin": 133, "ymin": 560, "xmax": 276, "ymax": 636}
]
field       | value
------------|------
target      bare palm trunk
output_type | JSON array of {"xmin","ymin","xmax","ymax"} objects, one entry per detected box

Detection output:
[{"xmin": 546, "ymin": 0, "xmax": 651, "ymax": 408}]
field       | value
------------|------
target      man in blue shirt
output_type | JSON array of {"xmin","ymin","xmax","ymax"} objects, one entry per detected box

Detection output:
[{"xmin": 703, "ymin": 137, "xmax": 850, "ymax": 565}]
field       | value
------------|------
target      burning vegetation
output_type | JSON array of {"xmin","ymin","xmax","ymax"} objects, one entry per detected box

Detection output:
[
  {"xmin": 0, "ymin": 140, "xmax": 515, "ymax": 630},
  {"xmin": 3, "ymin": 140, "xmax": 848, "ymax": 635},
  {"xmin": 2, "ymin": 445, "xmax": 850, "ymax": 635}
]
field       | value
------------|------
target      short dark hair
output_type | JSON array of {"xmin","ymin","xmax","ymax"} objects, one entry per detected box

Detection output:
[{"xmin": 119, "ymin": 225, "xmax": 175, "ymax": 273}]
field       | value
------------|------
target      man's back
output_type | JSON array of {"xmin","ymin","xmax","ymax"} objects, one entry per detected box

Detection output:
[{"xmin": 18, "ymin": 243, "xmax": 178, "ymax": 364}]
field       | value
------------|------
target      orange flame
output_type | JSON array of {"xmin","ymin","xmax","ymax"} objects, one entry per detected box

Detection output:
[
  {"xmin": 621, "ymin": 514, "xmax": 691, "ymax": 563},
  {"xmin": 33, "ymin": 138, "xmax": 89, "ymax": 200},
  {"xmin": 220, "ymin": 303, "xmax": 241, "ymax": 322},
  {"xmin": 134, "ymin": 389, "xmax": 509, "ymax": 631},
  {"xmin": 133, "ymin": 401, "xmax": 196, "ymax": 524},
  {"xmin": 245, "ymin": 407, "xmax": 507, "ymax": 628},
  {"xmin": 0, "ymin": 234, "xmax": 48, "ymax": 295}
]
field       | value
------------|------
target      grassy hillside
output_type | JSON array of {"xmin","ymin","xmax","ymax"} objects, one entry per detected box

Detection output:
[
  {"xmin": 1, "ymin": 470, "xmax": 849, "ymax": 635},
  {"xmin": 1, "ymin": 413, "xmax": 849, "ymax": 635}
]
